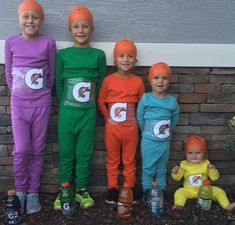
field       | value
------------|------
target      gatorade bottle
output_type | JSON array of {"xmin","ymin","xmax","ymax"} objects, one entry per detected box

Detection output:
[
  {"xmin": 60, "ymin": 182, "xmax": 76, "ymax": 216},
  {"xmin": 148, "ymin": 181, "xmax": 164, "ymax": 218},
  {"xmin": 197, "ymin": 179, "xmax": 213, "ymax": 211},
  {"xmin": 117, "ymin": 187, "xmax": 133, "ymax": 219},
  {"xmin": 4, "ymin": 190, "xmax": 21, "ymax": 225}
]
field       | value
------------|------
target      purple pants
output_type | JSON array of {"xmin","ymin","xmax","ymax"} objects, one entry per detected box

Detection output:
[{"xmin": 11, "ymin": 106, "xmax": 51, "ymax": 193}]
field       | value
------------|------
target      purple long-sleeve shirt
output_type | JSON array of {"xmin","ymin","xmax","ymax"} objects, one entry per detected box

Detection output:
[{"xmin": 5, "ymin": 35, "xmax": 56, "ymax": 107}]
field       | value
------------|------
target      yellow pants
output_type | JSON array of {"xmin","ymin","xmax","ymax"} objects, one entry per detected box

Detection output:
[{"xmin": 174, "ymin": 186, "xmax": 230, "ymax": 209}]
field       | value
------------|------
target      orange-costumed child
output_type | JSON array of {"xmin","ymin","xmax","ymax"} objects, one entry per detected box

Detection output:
[{"xmin": 98, "ymin": 39, "xmax": 145, "ymax": 204}]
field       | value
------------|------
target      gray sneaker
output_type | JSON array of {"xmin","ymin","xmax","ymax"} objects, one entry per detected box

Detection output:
[
  {"xmin": 16, "ymin": 192, "xmax": 26, "ymax": 214},
  {"xmin": 26, "ymin": 193, "xmax": 41, "ymax": 214}
]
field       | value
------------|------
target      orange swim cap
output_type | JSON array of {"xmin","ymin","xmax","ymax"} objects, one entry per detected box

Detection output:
[
  {"xmin": 18, "ymin": 0, "xmax": 44, "ymax": 21},
  {"xmin": 148, "ymin": 62, "xmax": 172, "ymax": 82},
  {"xmin": 113, "ymin": 39, "xmax": 137, "ymax": 59},
  {"xmin": 68, "ymin": 5, "xmax": 93, "ymax": 25},
  {"xmin": 184, "ymin": 135, "xmax": 207, "ymax": 153}
]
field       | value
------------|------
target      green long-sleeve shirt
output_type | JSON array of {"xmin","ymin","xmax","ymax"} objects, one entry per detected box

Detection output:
[{"xmin": 55, "ymin": 47, "xmax": 106, "ymax": 107}]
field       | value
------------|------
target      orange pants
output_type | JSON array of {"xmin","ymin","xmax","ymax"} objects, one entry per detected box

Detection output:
[{"xmin": 105, "ymin": 122, "xmax": 138, "ymax": 189}]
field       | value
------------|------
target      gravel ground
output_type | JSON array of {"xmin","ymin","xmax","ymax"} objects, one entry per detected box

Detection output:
[{"xmin": 0, "ymin": 191, "xmax": 235, "ymax": 225}]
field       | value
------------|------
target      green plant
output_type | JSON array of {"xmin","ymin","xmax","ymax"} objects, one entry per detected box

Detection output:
[{"xmin": 224, "ymin": 116, "xmax": 235, "ymax": 151}]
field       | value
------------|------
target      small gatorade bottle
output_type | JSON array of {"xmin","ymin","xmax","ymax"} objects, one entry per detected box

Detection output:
[
  {"xmin": 197, "ymin": 179, "xmax": 213, "ymax": 211},
  {"xmin": 148, "ymin": 181, "xmax": 164, "ymax": 217},
  {"xmin": 4, "ymin": 190, "xmax": 21, "ymax": 225},
  {"xmin": 60, "ymin": 182, "xmax": 76, "ymax": 216},
  {"xmin": 117, "ymin": 187, "xmax": 133, "ymax": 219}
]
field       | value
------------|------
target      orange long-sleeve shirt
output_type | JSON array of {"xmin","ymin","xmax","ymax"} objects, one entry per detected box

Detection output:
[{"xmin": 98, "ymin": 73, "xmax": 145, "ymax": 119}]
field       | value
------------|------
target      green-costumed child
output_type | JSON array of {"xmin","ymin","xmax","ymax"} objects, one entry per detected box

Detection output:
[{"xmin": 54, "ymin": 4, "xmax": 106, "ymax": 209}]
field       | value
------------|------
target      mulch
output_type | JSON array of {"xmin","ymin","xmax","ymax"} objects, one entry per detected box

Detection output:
[{"xmin": 0, "ymin": 192, "xmax": 235, "ymax": 225}]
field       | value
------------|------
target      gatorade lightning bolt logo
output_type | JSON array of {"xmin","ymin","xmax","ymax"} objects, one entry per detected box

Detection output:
[
  {"xmin": 25, "ymin": 68, "xmax": 43, "ymax": 89},
  {"xmin": 153, "ymin": 120, "xmax": 170, "ymax": 138},
  {"xmin": 73, "ymin": 82, "xmax": 91, "ymax": 102},
  {"xmin": 158, "ymin": 123, "xmax": 170, "ymax": 135},
  {"xmin": 31, "ymin": 73, "xmax": 43, "ymax": 85},
  {"xmin": 78, "ymin": 86, "xmax": 90, "ymax": 98},
  {"xmin": 115, "ymin": 107, "xmax": 126, "ymax": 118},
  {"xmin": 192, "ymin": 175, "xmax": 200, "ymax": 184},
  {"xmin": 189, "ymin": 174, "xmax": 202, "ymax": 186},
  {"xmin": 110, "ymin": 103, "xmax": 127, "ymax": 122}
]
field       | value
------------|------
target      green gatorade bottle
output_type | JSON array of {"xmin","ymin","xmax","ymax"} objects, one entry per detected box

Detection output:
[
  {"xmin": 197, "ymin": 179, "xmax": 213, "ymax": 211},
  {"xmin": 60, "ymin": 182, "xmax": 76, "ymax": 216}
]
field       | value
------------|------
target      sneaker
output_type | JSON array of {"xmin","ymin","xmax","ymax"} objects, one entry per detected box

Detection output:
[
  {"xmin": 26, "ymin": 193, "xmax": 41, "ymax": 214},
  {"xmin": 76, "ymin": 188, "xmax": 94, "ymax": 208},
  {"xmin": 142, "ymin": 189, "xmax": 150, "ymax": 204},
  {"xmin": 132, "ymin": 188, "xmax": 138, "ymax": 205},
  {"xmin": 53, "ymin": 193, "xmax": 61, "ymax": 210},
  {"xmin": 105, "ymin": 188, "xmax": 118, "ymax": 204},
  {"xmin": 16, "ymin": 192, "xmax": 26, "ymax": 214}
]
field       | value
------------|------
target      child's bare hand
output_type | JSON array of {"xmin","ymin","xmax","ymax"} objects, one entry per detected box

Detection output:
[
  {"xmin": 172, "ymin": 165, "xmax": 179, "ymax": 174},
  {"xmin": 208, "ymin": 164, "xmax": 216, "ymax": 170}
]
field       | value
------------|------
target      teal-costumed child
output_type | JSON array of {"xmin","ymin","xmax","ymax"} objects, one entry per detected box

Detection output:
[
  {"xmin": 137, "ymin": 62, "xmax": 180, "ymax": 201},
  {"xmin": 54, "ymin": 5, "xmax": 106, "ymax": 209}
]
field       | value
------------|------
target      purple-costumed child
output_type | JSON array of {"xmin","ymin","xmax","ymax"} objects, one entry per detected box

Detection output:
[{"xmin": 4, "ymin": 0, "xmax": 56, "ymax": 214}]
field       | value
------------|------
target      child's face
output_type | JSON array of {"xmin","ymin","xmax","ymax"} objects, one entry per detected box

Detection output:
[
  {"xmin": 70, "ymin": 20, "xmax": 93, "ymax": 48},
  {"xmin": 186, "ymin": 148, "xmax": 204, "ymax": 164},
  {"xmin": 115, "ymin": 54, "xmax": 137, "ymax": 76},
  {"xmin": 150, "ymin": 74, "xmax": 170, "ymax": 97},
  {"xmin": 19, "ymin": 11, "xmax": 42, "ymax": 40}
]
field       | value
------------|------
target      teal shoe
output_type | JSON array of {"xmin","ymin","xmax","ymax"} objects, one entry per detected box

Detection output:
[{"xmin": 26, "ymin": 193, "xmax": 41, "ymax": 214}]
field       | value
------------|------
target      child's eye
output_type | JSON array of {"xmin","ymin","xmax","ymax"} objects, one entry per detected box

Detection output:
[
  {"xmin": 162, "ymin": 76, "xmax": 169, "ymax": 80},
  {"xmin": 32, "ymin": 15, "xmax": 39, "ymax": 20},
  {"xmin": 153, "ymin": 76, "xmax": 159, "ymax": 79}
]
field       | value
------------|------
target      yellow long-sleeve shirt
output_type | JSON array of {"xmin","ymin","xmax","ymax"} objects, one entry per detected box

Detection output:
[{"xmin": 171, "ymin": 159, "xmax": 219, "ymax": 189}]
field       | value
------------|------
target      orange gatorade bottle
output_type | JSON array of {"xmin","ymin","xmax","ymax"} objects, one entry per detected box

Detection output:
[{"xmin": 117, "ymin": 187, "xmax": 133, "ymax": 219}]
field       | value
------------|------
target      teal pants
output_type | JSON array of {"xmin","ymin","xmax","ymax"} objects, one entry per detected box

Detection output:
[
  {"xmin": 58, "ymin": 106, "xmax": 96, "ymax": 190},
  {"xmin": 141, "ymin": 138, "xmax": 170, "ymax": 190}
]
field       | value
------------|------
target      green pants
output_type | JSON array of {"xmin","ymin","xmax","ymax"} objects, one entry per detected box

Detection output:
[{"xmin": 58, "ymin": 106, "xmax": 96, "ymax": 190}]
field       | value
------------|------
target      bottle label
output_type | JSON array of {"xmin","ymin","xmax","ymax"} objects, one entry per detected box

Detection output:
[
  {"xmin": 117, "ymin": 202, "xmax": 132, "ymax": 218},
  {"xmin": 151, "ymin": 201, "xmax": 157, "ymax": 213},
  {"xmin": 61, "ymin": 201, "xmax": 76, "ymax": 216},
  {"xmin": 198, "ymin": 198, "xmax": 212, "ymax": 210},
  {"xmin": 149, "ymin": 196, "xmax": 164, "ymax": 217},
  {"xmin": 5, "ymin": 210, "xmax": 21, "ymax": 224}
]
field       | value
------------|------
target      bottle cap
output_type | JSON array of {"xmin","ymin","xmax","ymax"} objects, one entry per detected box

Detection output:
[
  {"xmin": 152, "ymin": 181, "xmax": 159, "ymax": 187},
  {"xmin": 118, "ymin": 187, "xmax": 133, "ymax": 203},
  {"xmin": 202, "ymin": 179, "xmax": 211, "ymax": 186},
  {"xmin": 7, "ymin": 190, "xmax": 16, "ymax": 196},
  {"xmin": 61, "ymin": 182, "xmax": 70, "ymax": 187}
]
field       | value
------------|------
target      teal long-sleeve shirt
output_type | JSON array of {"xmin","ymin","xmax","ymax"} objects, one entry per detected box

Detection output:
[
  {"xmin": 137, "ymin": 92, "xmax": 180, "ymax": 141},
  {"xmin": 55, "ymin": 47, "xmax": 106, "ymax": 105}
]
